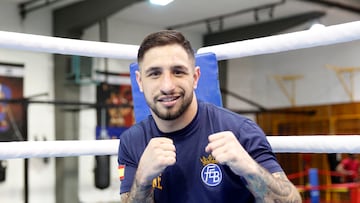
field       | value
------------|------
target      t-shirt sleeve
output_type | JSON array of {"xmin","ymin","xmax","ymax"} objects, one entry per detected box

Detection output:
[
  {"xmin": 118, "ymin": 131, "xmax": 138, "ymax": 194},
  {"xmin": 238, "ymin": 119, "xmax": 283, "ymax": 174},
  {"xmin": 119, "ymin": 164, "xmax": 136, "ymax": 194}
]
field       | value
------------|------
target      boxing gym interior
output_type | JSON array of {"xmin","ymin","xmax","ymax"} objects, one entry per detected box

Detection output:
[{"xmin": 0, "ymin": 0, "xmax": 360, "ymax": 202}]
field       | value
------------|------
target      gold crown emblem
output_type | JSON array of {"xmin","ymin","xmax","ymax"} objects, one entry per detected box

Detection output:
[{"xmin": 200, "ymin": 155, "xmax": 218, "ymax": 166}]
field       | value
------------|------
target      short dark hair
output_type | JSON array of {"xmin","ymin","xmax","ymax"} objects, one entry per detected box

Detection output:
[{"xmin": 137, "ymin": 30, "xmax": 195, "ymax": 64}]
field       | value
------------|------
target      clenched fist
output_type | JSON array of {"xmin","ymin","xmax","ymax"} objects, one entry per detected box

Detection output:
[
  {"xmin": 205, "ymin": 131, "xmax": 257, "ymax": 176},
  {"xmin": 136, "ymin": 137, "xmax": 176, "ymax": 186}
]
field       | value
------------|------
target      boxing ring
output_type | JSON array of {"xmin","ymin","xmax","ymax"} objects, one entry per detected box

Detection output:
[
  {"xmin": 2, "ymin": 21, "xmax": 359, "ymax": 157},
  {"xmin": 1, "ymin": 20, "xmax": 360, "ymax": 202}
]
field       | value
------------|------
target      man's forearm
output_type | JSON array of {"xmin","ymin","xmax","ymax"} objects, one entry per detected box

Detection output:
[
  {"xmin": 122, "ymin": 179, "xmax": 154, "ymax": 203},
  {"xmin": 243, "ymin": 167, "xmax": 301, "ymax": 203}
]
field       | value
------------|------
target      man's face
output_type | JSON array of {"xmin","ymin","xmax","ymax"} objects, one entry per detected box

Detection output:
[{"xmin": 136, "ymin": 44, "xmax": 199, "ymax": 120}]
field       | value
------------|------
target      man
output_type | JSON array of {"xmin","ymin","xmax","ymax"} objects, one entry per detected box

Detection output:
[
  {"xmin": 336, "ymin": 154, "xmax": 360, "ymax": 183},
  {"xmin": 118, "ymin": 30, "xmax": 301, "ymax": 202}
]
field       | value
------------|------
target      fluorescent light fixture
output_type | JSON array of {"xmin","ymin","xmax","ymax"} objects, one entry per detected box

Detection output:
[
  {"xmin": 150, "ymin": 0, "xmax": 174, "ymax": 6},
  {"xmin": 309, "ymin": 23, "xmax": 326, "ymax": 30}
]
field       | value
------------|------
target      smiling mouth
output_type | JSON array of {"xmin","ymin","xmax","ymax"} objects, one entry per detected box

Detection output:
[
  {"xmin": 157, "ymin": 95, "xmax": 181, "ymax": 107},
  {"xmin": 158, "ymin": 96, "xmax": 179, "ymax": 102}
]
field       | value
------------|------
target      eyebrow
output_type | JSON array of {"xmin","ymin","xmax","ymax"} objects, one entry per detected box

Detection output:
[
  {"xmin": 144, "ymin": 66, "xmax": 162, "ymax": 74},
  {"xmin": 172, "ymin": 65, "xmax": 190, "ymax": 73},
  {"xmin": 143, "ymin": 64, "xmax": 191, "ymax": 75}
]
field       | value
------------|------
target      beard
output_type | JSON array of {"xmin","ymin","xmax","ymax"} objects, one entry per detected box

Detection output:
[{"xmin": 147, "ymin": 91, "xmax": 193, "ymax": 121}]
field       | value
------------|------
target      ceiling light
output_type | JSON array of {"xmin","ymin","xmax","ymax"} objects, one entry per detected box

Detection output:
[
  {"xmin": 309, "ymin": 23, "xmax": 326, "ymax": 30},
  {"xmin": 150, "ymin": 0, "xmax": 174, "ymax": 6}
]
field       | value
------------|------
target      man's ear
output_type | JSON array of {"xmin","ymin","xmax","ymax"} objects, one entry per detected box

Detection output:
[
  {"xmin": 193, "ymin": 66, "xmax": 201, "ymax": 89},
  {"xmin": 135, "ymin": 70, "xmax": 143, "ymax": 92}
]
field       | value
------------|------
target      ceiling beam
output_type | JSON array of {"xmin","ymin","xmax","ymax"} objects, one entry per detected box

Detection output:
[
  {"xmin": 53, "ymin": 0, "xmax": 145, "ymax": 38},
  {"xmin": 167, "ymin": 0, "xmax": 286, "ymax": 30},
  {"xmin": 19, "ymin": 0, "xmax": 62, "ymax": 19},
  {"xmin": 203, "ymin": 11, "xmax": 326, "ymax": 46},
  {"xmin": 300, "ymin": 0, "xmax": 360, "ymax": 14}
]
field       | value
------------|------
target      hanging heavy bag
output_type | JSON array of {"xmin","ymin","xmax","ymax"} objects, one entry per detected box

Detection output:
[
  {"xmin": 0, "ymin": 160, "xmax": 7, "ymax": 182},
  {"xmin": 94, "ymin": 155, "xmax": 110, "ymax": 189}
]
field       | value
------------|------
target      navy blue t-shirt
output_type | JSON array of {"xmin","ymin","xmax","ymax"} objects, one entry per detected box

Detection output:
[{"xmin": 118, "ymin": 101, "xmax": 283, "ymax": 202}]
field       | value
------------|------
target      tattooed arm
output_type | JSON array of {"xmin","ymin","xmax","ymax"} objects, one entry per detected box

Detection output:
[
  {"xmin": 243, "ymin": 170, "xmax": 301, "ymax": 202},
  {"xmin": 120, "ymin": 182, "xmax": 154, "ymax": 203},
  {"xmin": 205, "ymin": 131, "xmax": 301, "ymax": 203},
  {"xmin": 121, "ymin": 137, "xmax": 176, "ymax": 203}
]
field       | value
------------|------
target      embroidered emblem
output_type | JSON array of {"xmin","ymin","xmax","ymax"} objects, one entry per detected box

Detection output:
[
  {"xmin": 118, "ymin": 165, "xmax": 125, "ymax": 180},
  {"xmin": 200, "ymin": 155, "xmax": 222, "ymax": 186},
  {"xmin": 201, "ymin": 163, "xmax": 222, "ymax": 186},
  {"xmin": 200, "ymin": 154, "xmax": 218, "ymax": 166}
]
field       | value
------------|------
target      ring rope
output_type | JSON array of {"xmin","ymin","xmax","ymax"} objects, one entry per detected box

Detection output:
[
  {"xmin": 0, "ymin": 31, "xmax": 139, "ymax": 60},
  {"xmin": 0, "ymin": 139, "xmax": 119, "ymax": 160},
  {"xmin": 197, "ymin": 21, "xmax": 360, "ymax": 61},
  {"xmin": 0, "ymin": 21, "xmax": 359, "ymax": 61},
  {"xmin": 1, "ymin": 136, "xmax": 360, "ymax": 160},
  {"xmin": 267, "ymin": 135, "xmax": 360, "ymax": 153}
]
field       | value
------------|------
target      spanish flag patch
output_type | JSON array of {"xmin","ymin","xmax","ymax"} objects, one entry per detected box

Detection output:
[{"xmin": 118, "ymin": 165, "xmax": 125, "ymax": 180}]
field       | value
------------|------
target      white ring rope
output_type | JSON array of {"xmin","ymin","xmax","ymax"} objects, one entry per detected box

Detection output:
[
  {"xmin": 267, "ymin": 136, "xmax": 360, "ymax": 153},
  {"xmin": 0, "ymin": 31, "xmax": 139, "ymax": 60},
  {"xmin": 0, "ymin": 140, "xmax": 119, "ymax": 160},
  {"xmin": 0, "ymin": 21, "xmax": 359, "ymax": 61},
  {"xmin": 1, "ymin": 136, "xmax": 360, "ymax": 160},
  {"xmin": 197, "ymin": 21, "xmax": 360, "ymax": 61}
]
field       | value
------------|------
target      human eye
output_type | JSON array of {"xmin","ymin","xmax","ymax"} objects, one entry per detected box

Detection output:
[
  {"xmin": 146, "ymin": 68, "xmax": 162, "ymax": 78},
  {"xmin": 173, "ymin": 66, "xmax": 188, "ymax": 77}
]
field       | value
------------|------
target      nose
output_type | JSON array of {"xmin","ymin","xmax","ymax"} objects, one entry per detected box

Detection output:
[{"xmin": 160, "ymin": 72, "xmax": 175, "ymax": 94}]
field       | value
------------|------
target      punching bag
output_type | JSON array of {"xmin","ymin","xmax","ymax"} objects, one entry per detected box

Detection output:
[
  {"xmin": 94, "ymin": 155, "xmax": 110, "ymax": 189},
  {"xmin": 94, "ymin": 109, "xmax": 110, "ymax": 189},
  {"xmin": 0, "ymin": 160, "xmax": 6, "ymax": 182}
]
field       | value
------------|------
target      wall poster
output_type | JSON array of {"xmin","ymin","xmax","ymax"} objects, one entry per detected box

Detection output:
[
  {"xmin": 96, "ymin": 73, "xmax": 134, "ymax": 140},
  {"xmin": 0, "ymin": 62, "xmax": 24, "ymax": 142}
]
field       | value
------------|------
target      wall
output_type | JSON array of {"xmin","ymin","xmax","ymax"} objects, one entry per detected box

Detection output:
[
  {"xmin": 0, "ymin": 2, "xmax": 55, "ymax": 203},
  {"xmin": 226, "ymin": 37, "xmax": 360, "ymax": 110},
  {"xmin": 226, "ymin": 8, "xmax": 360, "ymax": 115}
]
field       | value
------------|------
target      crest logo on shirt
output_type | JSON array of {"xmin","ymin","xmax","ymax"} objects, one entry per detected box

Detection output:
[{"xmin": 200, "ymin": 155, "xmax": 222, "ymax": 187}]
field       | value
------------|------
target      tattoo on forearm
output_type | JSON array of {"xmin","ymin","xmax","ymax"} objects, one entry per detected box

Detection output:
[
  {"xmin": 243, "ymin": 167, "xmax": 301, "ymax": 203},
  {"xmin": 121, "ymin": 192, "xmax": 130, "ymax": 203},
  {"xmin": 122, "ymin": 180, "xmax": 154, "ymax": 203}
]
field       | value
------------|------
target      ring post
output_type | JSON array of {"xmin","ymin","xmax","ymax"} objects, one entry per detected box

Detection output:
[{"xmin": 309, "ymin": 168, "xmax": 320, "ymax": 203}]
